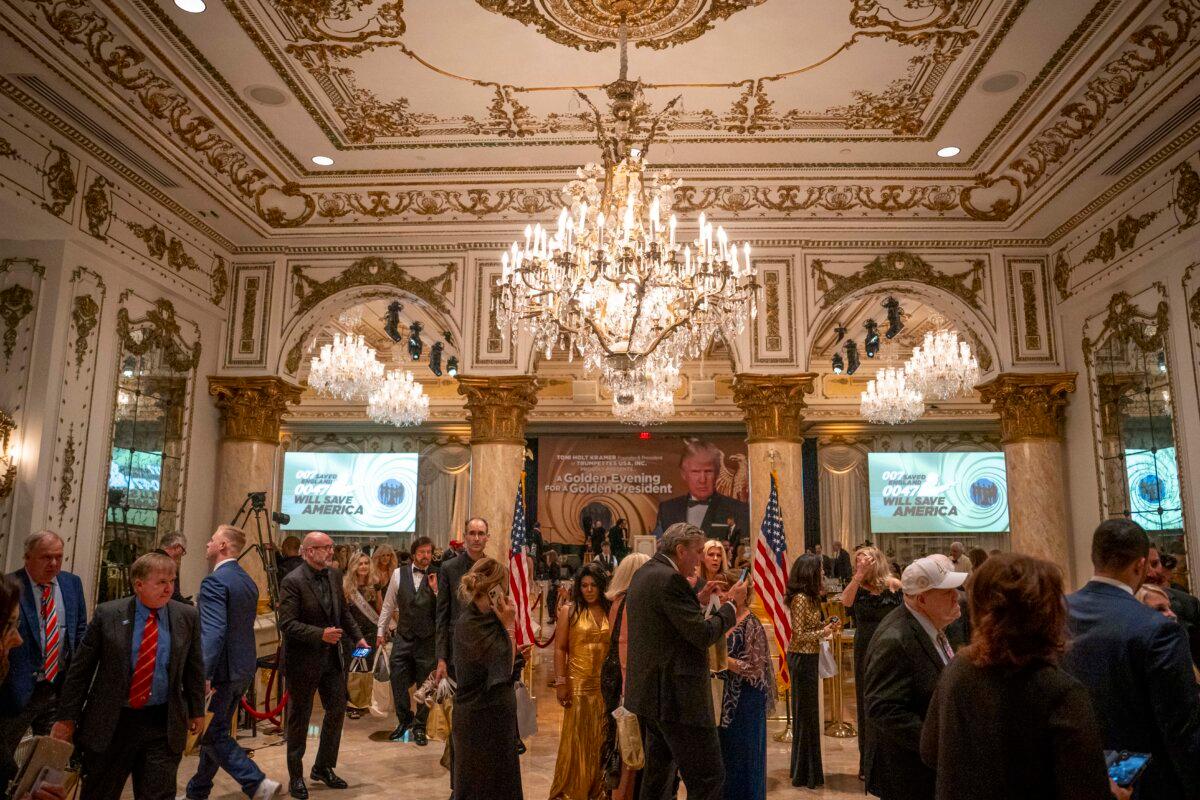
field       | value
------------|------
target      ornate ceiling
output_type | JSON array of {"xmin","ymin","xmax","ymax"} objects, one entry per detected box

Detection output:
[{"xmin": 0, "ymin": 0, "xmax": 1197, "ymax": 238}]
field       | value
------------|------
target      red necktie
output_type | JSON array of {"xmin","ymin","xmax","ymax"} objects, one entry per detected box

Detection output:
[
  {"xmin": 39, "ymin": 585, "xmax": 60, "ymax": 682},
  {"xmin": 128, "ymin": 609, "xmax": 159, "ymax": 708}
]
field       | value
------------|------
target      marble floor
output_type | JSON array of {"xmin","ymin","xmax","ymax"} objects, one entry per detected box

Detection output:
[{"xmin": 159, "ymin": 656, "xmax": 867, "ymax": 800}]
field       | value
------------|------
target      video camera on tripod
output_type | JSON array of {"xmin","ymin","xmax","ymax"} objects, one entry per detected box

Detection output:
[{"xmin": 231, "ymin": 491, "xmax": 291, "ymax": 612}]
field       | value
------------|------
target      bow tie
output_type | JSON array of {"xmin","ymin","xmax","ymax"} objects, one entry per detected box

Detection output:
[
  {"xmin": 687, "ymin": 497, "xmax": 710, "ymax": 508},
  {"xmin": 413, "ymin": 567, "xmax": 427, "ymax": 575}
]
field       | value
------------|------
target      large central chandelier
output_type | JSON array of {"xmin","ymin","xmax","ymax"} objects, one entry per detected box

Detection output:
[
  {"xmin": 309, "ymin": 332, "xmax": 385, "ymax": 402},
  {"xmin": 860, "ymin": 366, "xmax": 924, "ymax": 425},
  {"xmin": 903, "ymin": 317, "xmax": 980, "ymax": 400},
  {"xmin": 494, "ymin": 25, "xmax": 758, "ymax": 422},
  {"xmin": 609, "ymin": 351, "xmax": 680, "ymax": 425},
  {"xmin": 368, "ymin": 369, "xmax": 429, "ymax": 427}
]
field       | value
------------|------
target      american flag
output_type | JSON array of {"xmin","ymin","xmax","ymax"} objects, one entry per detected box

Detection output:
[
  {"xmin": 754, "ymin": 473, "xmax": 792, "ymax": 686},
  {"xmin": 508, "ymin": 475, "xmax": 537, "ymax": 648}
]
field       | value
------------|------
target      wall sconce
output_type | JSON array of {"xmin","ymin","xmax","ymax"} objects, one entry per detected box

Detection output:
[{"xmin": 0, "ymin": 410, "xmax": 16, "ymax": 500}]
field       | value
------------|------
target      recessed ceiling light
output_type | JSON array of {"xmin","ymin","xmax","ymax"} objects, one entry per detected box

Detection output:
[
  {"xmin": 981, "ymin": 71, "xmax": 1024, "ymax": 94},
  {"xmin": 937, "ymin": 146, "xmax": 961, "ymax": 158},
  {"xmin": 174, "ymin": 0, "xmax": 206, "ymax": 12},
  {"xmin": 311, "ymin": 155, "xmax": 334, "ymax": 166}
]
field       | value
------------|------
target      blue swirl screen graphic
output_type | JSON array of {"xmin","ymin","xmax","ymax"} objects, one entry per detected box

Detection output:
[
  {"xmin": 280, "ymin": 452, "xmax": 419, "ymax": 532},
  {"xmin": 1125, "ymin": 448, "xmax": 1182, "ymax": 530},
  {"xmin": 867, "ymin": 452, "xmax": 1009, "ymax": 534}
]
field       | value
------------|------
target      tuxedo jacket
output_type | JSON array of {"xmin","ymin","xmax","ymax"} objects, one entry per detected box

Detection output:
[
  {"xmin": 197, "ymin": 560, "xmax": 260, "ymax": 686},
  {"xmin": 654, "ymin": 492, "xmax": 749, "ymax": 542},
  {"xmin": 624, "ymin": 553, "xmax": 735, "ymax": 728},
  {"xmin": 379, "ymin": 564, "xmax": 436, "ymax": 642},
  {"xmin": 0, "ymin": 569, "xmax": 88, "ymax": 713},
  {"xmin": 277, "ymin": 564, "xmax": 363, "ymax": 682},
  {"xmin": 435, "ymin": 551, "xmax": 479, "ymax": 666},
  {"xmin": 56, "ymin": 597, "xmax": 204, "ymax": 755}
]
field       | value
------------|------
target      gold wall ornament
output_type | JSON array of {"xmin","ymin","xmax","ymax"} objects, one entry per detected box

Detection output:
[
  {"xmin": 811, "ymin": 251, "xmax": 986, "ymax": 310},
  {"xmin": 975, "ymin": 372, "xmax": 1077, "ymax": 444},
  {"xmin": 456, "ymin": 375, "xmax": 539, "ymax": 445},
  {"xmin": 1171, "ymin": 160, "xmax": 1199, "ymax": 230},
  {"xmin": 210, "ymin": 256, "xmax": 229, "ymax": 306},
  {"xmin": 71, "ymin": 294, "xmax": 100, "ymax": 375},
  {"xmin": 0, "ymin": 284, "xmax": 35, "ymax": 362},
  {"xmin": 0, "ymin": 136, "xmax": 15, "ymax": 159},
  {"xmin": 126, "ymin": 220, "xmax": 167, "ymax": 260},
  {"xmin": 1053, "ymin": 251, "xmax": 1071, "ymax": 301},
  {"xmin": 40, "ymin": 144, "xmax": 76, "ymax": 218},
  {"xmin": 1081, "ymin": 290, "xmax": 1170, "ymax": 357},
  {"xmin": 56, "ymin": 425, "xmax": 76, "ymax": 524},
  {"xmin": 830, "ymin": 76, "xmax": 928, "ymax": 135},
  {"xmin": 1080, "ymin": 210, "xmax": 1159, "ymax": 265},
  {"xmin": 208, "ymin": 376, "xmax": 304, "ymax": 444},
  {"xmin": 166, "ymin": 237, "xmax": 198, "ymax": 273},
  {"xmin": 83, "ymin": 174, "xmax": 112, "ymax": 240},
  {"xmin": 0, "ymin": 409, "xmax": 15, "ymax": 500},
  {"xmin": 731, "ymin": 373, "xmax": 817, "ymax": 444},
  {"xmin": 116, "ymin": 299, "xmax": 202, "ymax": 372},
  {"xmin": 290, "ymin": 257, "xmax": 457, "ymax": 317}
]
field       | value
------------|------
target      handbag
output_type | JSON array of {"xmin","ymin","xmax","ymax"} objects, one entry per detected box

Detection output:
[
  {"xmin": 613, "ymin": 706, "xmax": 644, "ymax": 770},
  {"xmin": 818, "ymin": 638, "xmax": 838, "ymax": 679},
  {"xmin": 514, "ymin": 681, "xmax": 538, "ymax": 738},
  {"xmin": 369, "ymin": 645, "xmax": 394, "ymax": 717},
  {"xmin": 599, "ymin": 598, "xmax": 626, "ymax": 714}
]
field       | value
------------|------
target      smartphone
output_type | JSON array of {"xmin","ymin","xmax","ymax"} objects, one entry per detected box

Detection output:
[
  {"xmin": 739, "ymin": 567, "xmax": 750, "ymax": 583},
  {"xmin": 488, "ymin": 583, "xmax": 505, "ymax": 608},
  {"xmin": 351, "ymin": 646, "xmax": 371, "ymax": 659},
  {"xmin": 1106, "ymin": 751, "xmax": 1151, "ymax": 787},
  {"xmin": 828, "ymin": 615, "xmax": 840, "ymax": 625}
]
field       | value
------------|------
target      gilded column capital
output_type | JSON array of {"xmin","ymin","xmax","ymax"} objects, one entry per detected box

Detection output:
[
  {"xmin": 976, "ymin": 372, "xmax": 1077, "ymax": 444},
  {"xmin": 208, "ymin": 376, "xmax": 304, "ymax": 444},
  {"xmin": 456, "ymin": 374, "xmax": 539, "ymax": 445},
  {"xmin": 732, "ymin": 373, "xmax": 817, "ymax": 443}
]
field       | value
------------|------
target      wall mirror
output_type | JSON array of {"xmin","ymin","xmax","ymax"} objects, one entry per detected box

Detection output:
[
  {"xmin": 98, "ymin": 299, "xmax": 199, "ymax": 602},
  {"xmin": 1085, "ymin": 290, "xmax": 1188, "ymax": 587}
]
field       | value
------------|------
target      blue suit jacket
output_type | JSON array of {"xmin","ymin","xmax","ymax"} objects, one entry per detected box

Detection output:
[
  {"xmin": 197, "ymin": 560, "xmax": 260, "ymax": 685},
  {"xmin": 0, "ymin": 569, "xmax": 87, "ymax": 713},
  {"xmin": 1062, "ymin": 581, "xmax": 1200, "ymax": 800}
]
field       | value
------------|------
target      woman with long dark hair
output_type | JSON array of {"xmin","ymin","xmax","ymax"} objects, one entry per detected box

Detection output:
[
  {"xmin": 920, "ymin": 553, "xmax": 1116, "ymax": 800},
  {"xmin": 549, "ymin": 562, "xmax": 612, "ymax": 800},
  {"xmin": 785, "ymin": 553, "xmax": 837, "ymax": 789}
]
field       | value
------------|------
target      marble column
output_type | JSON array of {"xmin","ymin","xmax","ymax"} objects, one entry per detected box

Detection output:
[
  {"xmin": 208, "ymin": 376, "xmax": 303, "ymax": 614},
  {"xmin": 976, "ymin": 372, "xmax": 1077, "ymax": 571},
  {"xmin": 457, "ymin": 375, "xmax": 539, "ymax": 560},
  {"xmin": 732, "ymin": 373, "xmax": 817, "ymax": 560}
]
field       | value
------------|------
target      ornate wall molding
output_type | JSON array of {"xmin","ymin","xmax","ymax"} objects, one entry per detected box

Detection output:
[
  {"xmin": 290, "ymin": 257, "xmax": 457, "ymax": 318},
  {"xmin": 456, "ymin": 374, "xmax": 539, "ymax": 445},
  {"xmin": 1170, "ymin": 159, "xmax": 1199, "ymax": 229},
  {"xmin": 976, "ymin": 372, "xmax": 1077, "ymax": 444},
  {"xmin": 0, "ymin": 257, "xmax": 44, "ymax": 554},
  {"xmin": 811, "ymin": 251, "xmax": 986, "ymax": 310},
  {"xmin": 1080, "ymin": 210, "xmax": 1159, "ymax": 266},
  {"xmin": 225, "ymin": 262, "xmax": 273, "ymax": 368},
  {"xmin": 208, "ymin": 376, "xmax": 304, "ymax": 444},
  {"xmin": 1081, "ymin": 289, "xmax": 1169, "ymax": 357},
  {"xmin": 731, "ymin": 373, "xmax": 816, "ymax": 444},
  {"xmin": 116, "ymin": 299, "xmax": 202, "ymax": 372}
]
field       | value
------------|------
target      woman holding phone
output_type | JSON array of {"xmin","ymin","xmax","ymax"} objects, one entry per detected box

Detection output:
[
  {"xmin": 451, "ymin": 558, "xmax": 522, "ymax": 800},
  {"xmin": 719, "ymin": 578, "xmax": 775, "ymax": 800}
]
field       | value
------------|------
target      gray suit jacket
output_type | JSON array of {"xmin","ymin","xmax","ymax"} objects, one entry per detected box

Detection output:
[{"xmin": 56, "ymin": 597, "xmax": 205, "ymax": 755}]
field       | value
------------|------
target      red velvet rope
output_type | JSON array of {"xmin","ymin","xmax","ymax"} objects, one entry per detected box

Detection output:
[{"xmin": 239, "ymin": 656, "xmax": 289, "ymax": 723}]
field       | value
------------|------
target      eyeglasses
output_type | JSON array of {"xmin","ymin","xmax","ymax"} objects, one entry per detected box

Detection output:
[{"xmin": 306, "ymin": 544, "xmax": 334, "ymax": 551}]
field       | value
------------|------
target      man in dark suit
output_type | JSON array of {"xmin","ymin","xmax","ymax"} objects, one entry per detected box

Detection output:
[
  {"xmin": 1062, "ymin": 520, "xmax": 1200, "ymax": 800},
  {"xmin": 829, "ymin": 540, "xmax": 853, "ymax": 583},
  {"xmin": 278, "ymin": 532, "xmax": 367, "ymax": 799},
  {"xmin": 378, "ymin": 535, "xmax": 439, "ymax": 745},
  {"xmin": 0, "ymin": 530, "xmax": 88, "ymax": 788},
  {"xmin": 1147, "ymin": 546, "xmax": 1200, "ymax": 666},
  {"xmin": 653, "ymin": 439, "xmax": 749, "ymax": 541},
  {"xmin": 607, "ymin": 519, "xmax": 627, "ymax": 559},
  {"xmin": 863, "ymin": 554, "xmax": 965, "ymax": 800},
  {"xmin": 51, "ymin": 551, "xmax": 205, "ymax": 800},
  {"xmin": 625, "ymin": 522, "xmax": 746, "ymax": 800},
  {"xmin": 153, "ymin": 532, "xmax": 189, "ymax": 603},
  {"xmin": 433, "ymin": 517, "xmax": 489, "ymax": 684},
  {"xmin": 184, "ymin": 525, "xmax": 282, "ymax": 800}
]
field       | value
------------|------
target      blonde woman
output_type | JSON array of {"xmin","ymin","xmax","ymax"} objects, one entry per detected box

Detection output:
[
  {"xmin": 452, "ymin": 558, "xmax": 521, "ymax": 800},
  {"xmin": 342, "ymin": 550, "xmax": 378, "ymax": 719},
  {"xmin": 370, "ymin": 545, "xmax": 399, "ymax": 610},
  {"xmin": 604, "ymin": 553, "xmax": 650, "ymax": 800},
  {"xmin": 841, "ymin": 545, "xmax": 902, "ymax": 778}
]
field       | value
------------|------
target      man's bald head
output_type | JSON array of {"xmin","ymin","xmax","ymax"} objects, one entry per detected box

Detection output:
[{"xmin": 301, "ymin": 531, "xmax": 334, "ymax": 569}]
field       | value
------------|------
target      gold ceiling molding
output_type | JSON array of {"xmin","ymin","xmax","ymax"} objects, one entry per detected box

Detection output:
[
  {"xmin": 1080, "ymin": 210, "xmax": 1158, "ymax": 265},
  {"xmin": 731, "ymin": 373, "xmax": 816, "ymax": 444},
  {"xmin": 1171, "ymin": 159, "xmax": 1199, "ymax": 229},
  {"xmin": 975, "ymin": 371, "xmax": 1077, "ymax": 444},
  {"xmin": 208, "ymin": 375, "xmax": 304, "ymax": 444},
  {"xmin": 116, "ymin": 299, "xmax": 202, "ymax": 373},
  {"xmin": 290, "ymin": 256, "xmax": 457, "ymax": 317},
  {"xmin": 811, "ymin": 251, "xmax": 986, "ymax": 310},
  {"xmin": 456, "ymin": 374, "xmax": 540, "ymax": 445},
  {"xmin": 959, "ymin": 0, "xmax": 1200, "ymax": 222},
  {"xmin": 1081, "ymin": 289, "xmax": 1169, "ymax": 357},
  {"xmin": 70, "ymin": 294, "xmax": 100, "ymax": 374},
  {"xmin": 1053, "ymin": 250, "xmax": 1072, "ymax": 301}
]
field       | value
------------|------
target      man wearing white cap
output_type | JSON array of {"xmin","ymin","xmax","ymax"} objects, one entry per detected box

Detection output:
[{"xmin": 862, "ymin": 554, "xmax": 966, "ymax": 800}]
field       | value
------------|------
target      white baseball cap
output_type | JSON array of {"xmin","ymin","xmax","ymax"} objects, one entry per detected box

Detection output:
[{"xmin": 901, "ymin": 554, "xmax": 967, "ymax": 596}]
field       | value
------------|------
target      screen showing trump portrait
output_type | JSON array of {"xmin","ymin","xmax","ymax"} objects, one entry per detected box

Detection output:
[
  {"xmin": 280, "ymin": 452, "xmax": 418, "ymax": 532},
  {"xmin": 867, "ymin": 452, "xmax": 1009, "ymax": 534}
]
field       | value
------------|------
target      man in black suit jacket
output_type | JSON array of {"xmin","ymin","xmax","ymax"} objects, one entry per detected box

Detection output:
[
  {"xmin": 863, "ymin": 554, "xmax": 965, "ymax": 800},
  {"xmin": 51, "ymin": 552, "xmax": 205, "ymax": 800},
  {"xmin": 829, "ymin": 541, "xmax": 853, "ymax": 583},
  {"xmin": 653, "ymin": 439, "xmax": 749, "ymax": 541},
  {"xmin": 1063, "ymin": 520, "xmax": 1200, "ymax": 800},
  {"xmin": 625, "ymin": 523, "xmax": 747, "ymax": 800},
  {"xmin": 277, "ymin": 532, "xmax": 367, "ymax": 799},
  {"xmin": 378, "ymin": 535, "xmax": 438, "ymax": 744},
  {"xmin": 433, "ymin": 517, "xmax": 489, "ymax": 684}
]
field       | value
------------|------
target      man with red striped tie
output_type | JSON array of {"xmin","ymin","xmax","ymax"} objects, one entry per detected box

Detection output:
[
  {"xmin": 51, "ymin": 551, "xmax": 205, "ymax": 800},
  {"xmin": 0, "ymin": 530, "xmax": 88, "ymax": 789}
]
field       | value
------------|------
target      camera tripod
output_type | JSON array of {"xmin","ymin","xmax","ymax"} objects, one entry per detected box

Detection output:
[{"xmin": 231, "ymin": 491, "xmax": 288, "ymax": 613}]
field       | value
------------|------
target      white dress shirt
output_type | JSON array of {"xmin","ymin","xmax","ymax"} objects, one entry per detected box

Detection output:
[{"xmin": 1090, "ymin": 575, "xmax": 1134, "ymax": 594}]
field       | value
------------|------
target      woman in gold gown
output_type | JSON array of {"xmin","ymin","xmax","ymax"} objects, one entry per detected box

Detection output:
[{"xmin": 549, "ymin": 562, "xmax": 612, "ymax": 800}]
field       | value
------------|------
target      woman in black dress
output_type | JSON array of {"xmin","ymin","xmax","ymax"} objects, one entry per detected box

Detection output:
[
  {"xmin": 840, "ymin": 545, "xmax": 902, "ymax": 780},
  {"xmin": 451, "ymin": 557, "xmax": 522, "ymax": 800},
  {"xmin": 786, "ymin": 554, "xmax": 838, "ymax": 789}
]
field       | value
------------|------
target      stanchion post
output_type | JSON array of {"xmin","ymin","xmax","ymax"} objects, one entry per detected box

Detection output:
[
  {"xmin": 772, "ymin": 685, "xmax": 793, "ymax": 743},
  {"xmin": 824, "ymin": 631, "xmax": 856, "ymax": 738}
]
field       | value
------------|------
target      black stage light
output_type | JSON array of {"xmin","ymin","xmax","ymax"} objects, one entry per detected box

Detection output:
[
  {"xmin": 407, "ymin": 321, "xmax": 423, "ymax": 360},
  {"xmin": 845, "ymin": 340, "xmax": 860, "ymax": 375},
  {"xmin": 832, "ymin": 353, "xmax": 844, "ymax": 374},
  {"xmin": 429, "ymin": 341, "xmax": 444, "ymax": 376},
  {"xmin": 446, "ymin": 356, "xmax": 459, "ymax": 377},
  {"xmin": 384, "ymin": 301, "xmax": 404, "ymax": 342},
  {"xmin": 884, "ymin": 296, "xmax": 903, "ymax": 339},
  {"xmin": 864, "ymin": 320, "xmax": 880, "ymax": 358},
  {"xmin": 834, "ymin": 324, "xmax": 847, "ymax": 343}
]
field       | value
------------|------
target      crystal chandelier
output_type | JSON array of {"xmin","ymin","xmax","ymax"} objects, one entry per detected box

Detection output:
[
  {"xmin": 861, "ymin": 367, "xmax": 925, "ymax": 425},
  {"xmin": 367, "ymin": 369, "xmax": 429, "ymax": 427},
  {"xmin": 903, "ymin": 317, "xmax": 981, "ymax": 400},
  {"xmin": 493, "ymin": 25, "xmax": 757, "ymax": 422},
  {"xmin": 309, "ymin": 332, "xmax": 385, "ymax": 401},
  {"xmin": 609, "ymin": 352, "xmax": 681, "ymax": 426}
]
